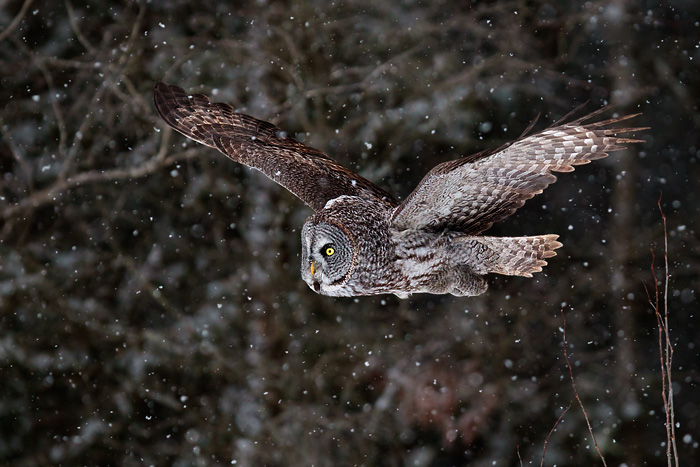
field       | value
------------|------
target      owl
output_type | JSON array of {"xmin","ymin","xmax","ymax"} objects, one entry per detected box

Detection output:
[{"xmin": 153, "ymin": 83, "xmax": 645, "ymax": 298}]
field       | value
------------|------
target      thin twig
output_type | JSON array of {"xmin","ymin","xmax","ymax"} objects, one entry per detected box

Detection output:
[
  {"xmin": 650, "ymin": 247, "xmax": 672, "ymax": 463},
  {"xmin": 0, "ymin": 115, "xmax": 33, "ymax": 187},
  {"xmin": 650, "ymin": 248, "xmax": 672, "ymax": 467},
  {"xmin": 653, "ymin": 195, "xmax": 679, "ymax": 466},
  {"xmin": 65, "ymin": 1, "xmax": 97, "ymax": 55},
  {"xmin": 560, "ymin": 309, "xmax": 608, "ymax": 466},
  {"xmin": 661, "ymin": 201, "xmax": 679, "ymax": 466},
  {"xmin": 0, "ymin": 0, "xmax": 34, "ymax": 42},
  {"xmin": 121, "ymin": 74, "xmax": 153, "ymax": 116},
  {"xmin": 56, "ymin": 80, "xmax": 110, "ymax": 180},
  {"xmin": 541, "ymin": 403, "xmax": 571, "ymax": 467},
  {"xmin": 517, "ymin": 445, "xmax": 523, "ymax": 467},
  {"xmin": 58, "ymin": 7, "xmax": 146, "ymax": 180},
  {"xmin": 10, "ymin": 36, "xmax": 69, "ymax": 160}
]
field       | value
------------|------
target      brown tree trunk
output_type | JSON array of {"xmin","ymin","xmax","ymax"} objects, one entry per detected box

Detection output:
[{"xmin": 606, "ymin": 0, "xmax": 644, "ymax": 462}]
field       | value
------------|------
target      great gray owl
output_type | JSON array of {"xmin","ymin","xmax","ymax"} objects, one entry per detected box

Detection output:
[{"xmin": 154, "ymin": 83, "xmax": 645, "ymax": 298}]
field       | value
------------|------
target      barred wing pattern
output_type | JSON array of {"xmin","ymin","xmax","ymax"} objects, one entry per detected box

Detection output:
[
  {"xmin": 390, "ymin": 110, "xmax": 646, "ymax": 234},
  {"xmin": 154, "ymin": 83, "xmax": 397, "ymax": 211}
]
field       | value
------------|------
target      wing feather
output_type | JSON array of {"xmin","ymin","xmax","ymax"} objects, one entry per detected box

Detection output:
[
  {"xmin": 390, "ymin": 109, "xmax": 647, "ymax": 233},
  {"xmin": 154, "ymin": 82, "xmax": 397, "ymax": 211}
]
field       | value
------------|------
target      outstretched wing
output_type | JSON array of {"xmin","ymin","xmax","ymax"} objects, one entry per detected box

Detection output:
[
  {"xmin": 154, "ymin": 83, "xmax": 397, "ymax": 211},
  {"xmin": 390, "ymin": 108, "xmax": 646, "ymax": 234}
]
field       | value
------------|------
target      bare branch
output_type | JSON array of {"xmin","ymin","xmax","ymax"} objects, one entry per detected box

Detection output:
[
  {"xmin": 560, "ymin": 309, "xmax": 608, "ymax": 466},
  {"xmin": 651, "ymin": 195, "xmax": 679, "ymax": 467},
  {"xmin": 65, "ymin": 1, "xmax": 97, "ymax": 55},
  {"xmin": 0, "ymin": 115, "xmax": 33, "ymax": 187},
  {"xmin": 0, "ymin": 0, "xmax": 34, "ymax": 42},
  {"xmin": 0, "ymin": 148, "xmax": 201, "ymax": 222},
  {"xmin": 541, "ymin": 403, "xmax": 571, "ymax": 467},
  {"xmin": 10, "ymin": 36, "xmax": 70, "ymax": 160}
]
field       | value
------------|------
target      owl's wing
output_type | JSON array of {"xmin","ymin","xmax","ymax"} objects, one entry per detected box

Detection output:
[
  {"xmin": 390, "ymin": 108, "xmax": 646, "ymax": 234},
  {"xmin": 154, "ymin": 83, "xmax": 397, "ymax": 211}
]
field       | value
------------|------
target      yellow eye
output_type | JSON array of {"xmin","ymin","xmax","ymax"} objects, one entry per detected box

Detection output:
[{"xmin": 325, "ymin": 247, "xmax": 335, "ymax": 256}]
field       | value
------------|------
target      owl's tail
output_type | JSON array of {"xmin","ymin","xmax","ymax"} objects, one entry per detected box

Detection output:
[{"xmin": 462, "ymin": 234, "xmax": 563, "ymax": 277}]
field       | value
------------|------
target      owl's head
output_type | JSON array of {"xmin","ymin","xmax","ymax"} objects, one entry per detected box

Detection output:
[{"xmin": 300, "ymin": 220, "xmax": 355, "ymax": 296}]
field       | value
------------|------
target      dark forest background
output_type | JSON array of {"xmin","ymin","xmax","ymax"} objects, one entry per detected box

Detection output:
[{"xmin": 1, "ymin": 0, "xmax": 698, "ymax": 465}]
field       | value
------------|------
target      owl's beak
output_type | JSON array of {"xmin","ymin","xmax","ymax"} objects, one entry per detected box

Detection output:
[{"xmin": 310, "ymin": 261, "xmax": 316, "ymax": 276}]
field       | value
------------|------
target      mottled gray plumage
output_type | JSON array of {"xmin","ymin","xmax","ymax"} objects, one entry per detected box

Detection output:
[{"xmin": 154, "ymin": 82, "xmax": 646, "ymax": 298}]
